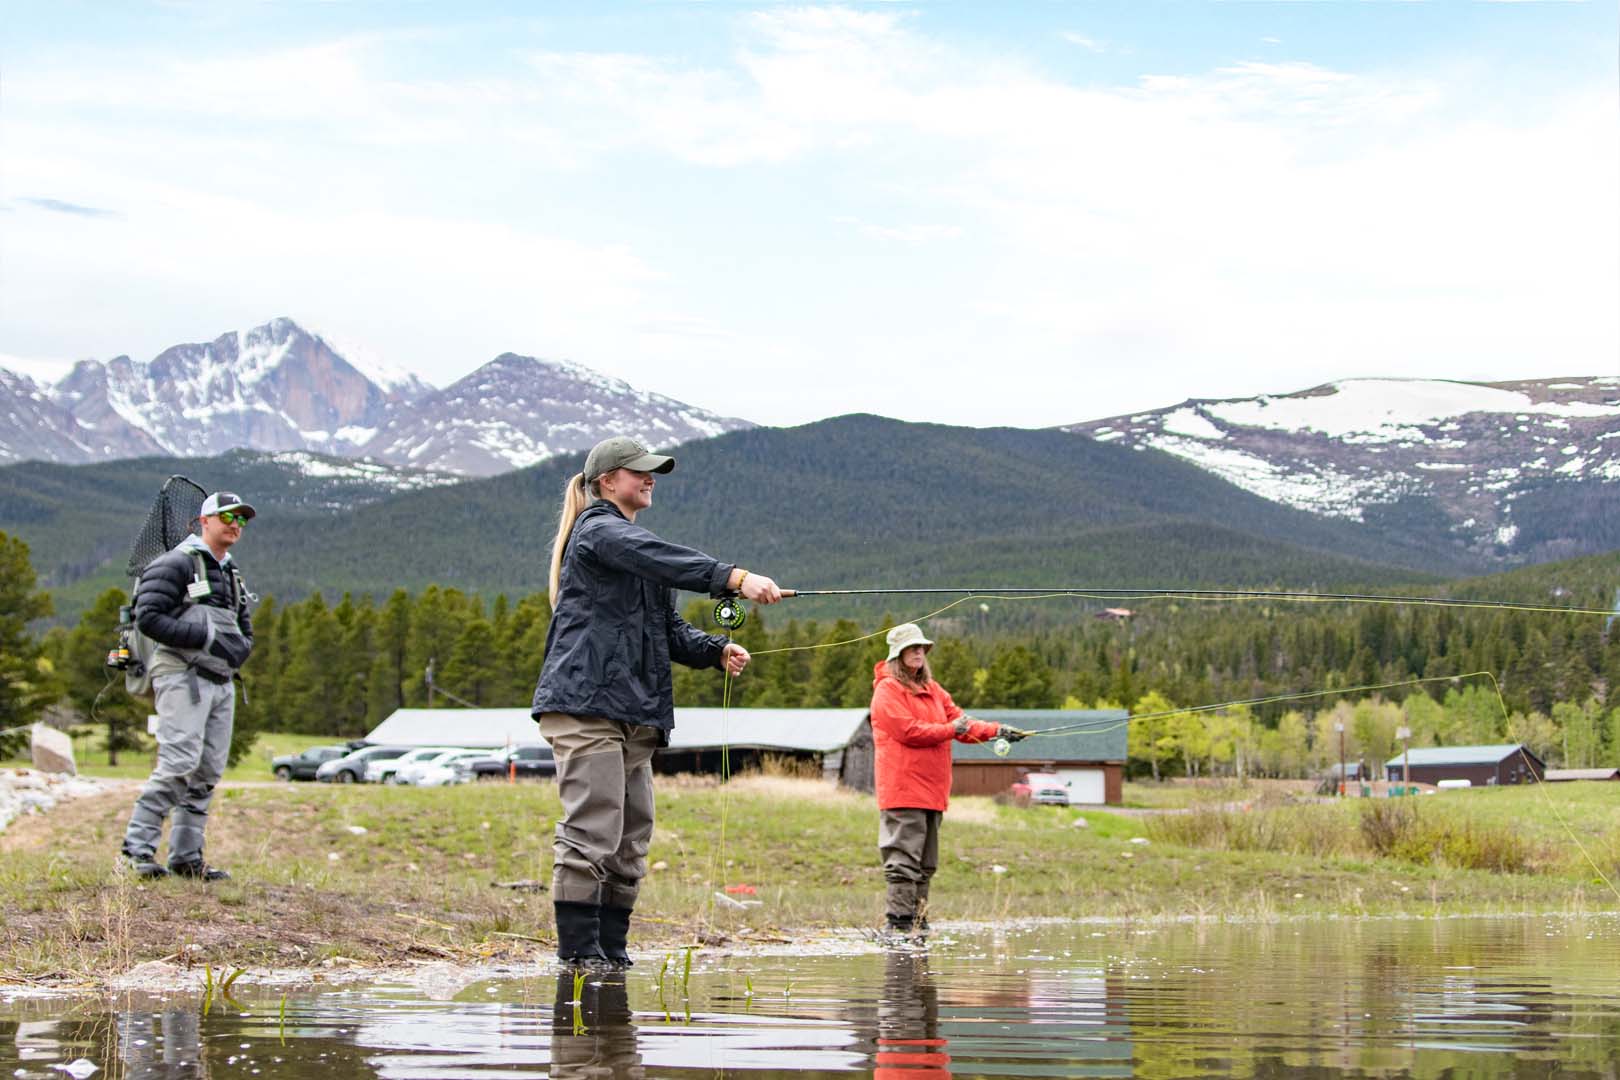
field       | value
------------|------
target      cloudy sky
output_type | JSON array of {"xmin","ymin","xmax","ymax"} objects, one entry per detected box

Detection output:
[{"xmin": 2, "ymin": 1, "xmax": 1615, "ymax": 428}]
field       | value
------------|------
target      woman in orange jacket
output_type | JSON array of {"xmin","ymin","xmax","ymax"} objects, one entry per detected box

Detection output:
[{"xmin": 869, "ymin": 623, "xmax": 1026, "ymax": 934}]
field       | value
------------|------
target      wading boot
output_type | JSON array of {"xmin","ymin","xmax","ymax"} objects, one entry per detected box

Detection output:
[
  {"xmin": 554, "ymin": 901, "xmax": 612, "ymax": 970},
  {"xmin": 119, "ymin": 852, "xmax": 170, "ymax": 880},
  {"xmin": 169, "ymin": 860, "xmax": 231, "ymax": 882},
  {"xmin": 885, "ymin": 913, "xmax": 915, "ymax": 938},
  {"xmin": 599, "ymin": 905, "xmax": 634, "ymax": 968}
]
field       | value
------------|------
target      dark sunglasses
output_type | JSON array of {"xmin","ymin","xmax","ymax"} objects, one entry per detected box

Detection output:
[{"xmin": 216, "ymin": 510, "xmax": 249, "ymax": 527}]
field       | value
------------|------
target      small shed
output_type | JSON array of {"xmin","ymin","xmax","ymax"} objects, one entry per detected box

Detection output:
[
  {"xmin": 952, "ymin": 709, "xmax": 1129, "ymax": 805},
  {"xmin": 656, "ymin": 708, "xmax": 871, "ymax": 782},
  {"xmin": 1545, "ymin": 767, "xmax": 1620, "ymax": 782},
  {"xmin": 1385, "ymin": 744, "xmax": 1544, "ymax": 787},
  {"xmin": 364, "ymin": 708, "xmax": 541, "ymax": 749}
]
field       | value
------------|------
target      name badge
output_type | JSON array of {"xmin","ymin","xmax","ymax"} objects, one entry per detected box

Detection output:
[{"xmin": 187, "ymin": 579, "xmax": 212, "ymax": 599}]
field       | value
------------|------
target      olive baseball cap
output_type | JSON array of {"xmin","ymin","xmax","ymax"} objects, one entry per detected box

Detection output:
[{"xmin": 584, "ymin": 436, "xmax": 674, "ymax": 481}]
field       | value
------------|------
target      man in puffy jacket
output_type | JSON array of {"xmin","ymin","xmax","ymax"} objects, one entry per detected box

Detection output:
[{"xmin": 119, "ymin": 491, "xmax": 256, "ymax": 880}]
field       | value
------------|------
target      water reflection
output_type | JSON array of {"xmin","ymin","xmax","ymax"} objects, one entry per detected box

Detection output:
[
  {"xmin": 550, "ymin": 971, "xmax": 639, "ymax": 1078},
  {"xmin": 874, "ymin": 951, "xmax": 950, "ymax": 1078},
  {"xmin": 3, "ymin": 916, "xmax": 1618, "ymax": 1078}
]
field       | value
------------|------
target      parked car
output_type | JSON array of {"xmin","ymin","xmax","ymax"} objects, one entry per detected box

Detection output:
[
  {"xmin": 271, "ymin": 745, "xmax": 349, "ymax": 782},
  {"xmin": 407, "ymin": 749, "xmax": 494, "ymax": 788},
  {"xmin": 469, "ymin": 744, "xmax": 557, "ymax": 782},
  {"xmin": 369, "ymin": 746, "xmax": 460, "ymax": 784},
  {"xmin": 317, "ymin": 745, "xmax": 411, "ymax": 784},
  {"xmin": 394, "ymin": 749, "xmax": 485, "ymax": 787},
  {"xmin": 1011, "ymin": 771, "xmax": 1071, "ymax": 806}
]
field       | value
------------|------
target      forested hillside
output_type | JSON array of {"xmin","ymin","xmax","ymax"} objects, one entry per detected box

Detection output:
[
  {"xmin": 27, "ymin": 547, "xmax": 1617, "ymax": 778},
  {"xmin": 3, "ymin": 414, "xmax": 1477, "ymax": 624}
]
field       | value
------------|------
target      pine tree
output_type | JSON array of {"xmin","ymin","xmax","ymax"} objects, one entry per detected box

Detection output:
[
  {"xmin": 0, "ymin": 531, "xmax": 57, "ymax": 753},
  {"xmin": 407, "ymin": 586, "xmax": 467, "ymax": 707},
  {"xmin": 442, "ymin": 618, "xmax": 502, "ymax": 706},
  {"xmin": 331, "ymin": 594, "xmax": 377, "ymax": 731},
  {"xmin": 373, "ymin": 589, "xmax": 413, "ymax": 714},
  {"xmin": 980, "ymin": 644, "xmax": 1056, "ymax": 709},
  {"xmin": 282, "ymin": 593, "xmax": 345, "ymax": 735},
  {"xmin": 807, "ymin": 619, "xmax": 869, "ymax": 708},
  {"xmin": 750, "ymin": 618, "xmax": 810, "ymax": 708},
  {"xmin": 504, "ymin": 593, "xmax": 552, "ymax": 705},
  {"xmin": 59, "ymin": 588, "xmax": 146, "ymax": 764},
  {"xmin": 930, "ymin": 639, "xmax": 981, "ymax": 710}
]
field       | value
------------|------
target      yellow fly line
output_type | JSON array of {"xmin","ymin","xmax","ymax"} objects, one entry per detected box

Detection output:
[{"xmin": 717, "ymin": 591, "xmax": 1620, "ymax": 909}]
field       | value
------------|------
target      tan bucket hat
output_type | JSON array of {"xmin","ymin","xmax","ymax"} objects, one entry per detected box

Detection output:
[{"xmin": 885, "ymin": 623, "xmax": 934, "ymax": 661}]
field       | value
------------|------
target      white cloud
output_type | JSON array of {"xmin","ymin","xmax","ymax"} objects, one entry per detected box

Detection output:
[
  {"xmin": 0, "ymin": 5, "xmax": 1613, "ymax": 428},
  {"xmin": 1060, "ymin": 32, "xmax": 1106, "ymax": 53},
  {"xmin": 0, "ymin": 352, "xmax": 74, "ymax": 383}
]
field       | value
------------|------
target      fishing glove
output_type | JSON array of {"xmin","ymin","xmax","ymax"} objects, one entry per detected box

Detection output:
[{"xmin": 997, "ymin": 725, "xmax": 1029, "ymax": 743}]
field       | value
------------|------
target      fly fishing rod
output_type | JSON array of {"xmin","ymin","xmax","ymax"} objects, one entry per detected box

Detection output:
[{"xmin": 709, "ymin": 586, "xmax": 1615, "ymax": 630}]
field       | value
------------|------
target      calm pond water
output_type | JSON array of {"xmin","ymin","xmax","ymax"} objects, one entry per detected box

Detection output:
[{"xmin": 5, "ymin": 916, "xmax": 1619, "ymax": 1078}]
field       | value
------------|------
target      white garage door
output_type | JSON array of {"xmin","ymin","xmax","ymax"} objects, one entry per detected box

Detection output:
[{"xmin": 1055, "ymin": 768, "xmax": 1105, "ymax": 805}]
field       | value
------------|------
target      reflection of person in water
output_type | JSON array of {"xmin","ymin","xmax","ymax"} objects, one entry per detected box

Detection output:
[
  {"xmin": 118, "ymin": 1006, "xmax": 208, "ymax": 1077},
  {"xmin": 874, "ymin": 950, "xmax": 952, "ymax": 1079},
  {"xmin": 550, "ymin": 969, "xmax": 643, "ymax": 1078}
]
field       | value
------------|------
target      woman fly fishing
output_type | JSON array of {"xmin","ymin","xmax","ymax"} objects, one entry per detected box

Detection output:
[
  {"xmin": 532, "ymin": 435, "xmax": 782, "ymax": 969},
  {"xmin": 869, "ymin": 623, "xmax": 1026, "ymax": 936}
]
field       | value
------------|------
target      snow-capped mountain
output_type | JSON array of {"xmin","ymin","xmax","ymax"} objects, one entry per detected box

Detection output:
[
  {"xmin": 1063, "ymin": 376, "xmax": 1620, "ymax": 563},
  {"xmin": 360, "ymin": 352, "xmax": 751, "ymax": 476},
  {"xmin": 0, "ymin": 319, "xmax": 751, "ymax": 476},
  {"xmin": 0, "ymin": 366, "xmax": 168, "ymax": 462},
  {"xmin": 47, "ymin": 318, "xmax": 428, "ymax": 460}
]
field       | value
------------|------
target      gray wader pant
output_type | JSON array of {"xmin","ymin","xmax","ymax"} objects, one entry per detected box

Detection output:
[
  {"xmin": 539, "ymin": 713, "xmax": 661, "ymax": 910},
  {"xmin": 121, "ymin": 671, "xmax": 235, "ymax": 866},
  {"xmin": 879, "ymin": 808, "xmax": 942, "ymax": 921}
]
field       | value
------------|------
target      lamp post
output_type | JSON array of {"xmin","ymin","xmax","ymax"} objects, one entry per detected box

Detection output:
[
  {"xmin": 1335, "ymin": 721, "xmax": 1346, "ymax": 797},
  {"xmin": 1396, "ymin": 726, "xmax": 1411, "ymax": 796}
]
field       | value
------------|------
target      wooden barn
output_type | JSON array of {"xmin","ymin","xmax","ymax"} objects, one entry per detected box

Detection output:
[
  {"xmin": 1385, "ymin": 744, "xmax": 1545, "ymax": 787},
  {"xmin": 655, "ymin": 708, "xmax": 872, "ymax": 783}
]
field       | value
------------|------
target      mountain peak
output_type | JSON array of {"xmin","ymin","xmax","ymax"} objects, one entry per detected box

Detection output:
[{"xmin": 0, "ymin": 319, "xmax": 753, "ymax": 475}]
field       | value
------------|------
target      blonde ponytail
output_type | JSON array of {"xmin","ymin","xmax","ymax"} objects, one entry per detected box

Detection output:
[{"xmin": 549, "ymin": 472, "xmax": 594, "ymax": 601}]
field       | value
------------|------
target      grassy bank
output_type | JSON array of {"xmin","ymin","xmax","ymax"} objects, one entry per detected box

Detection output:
[{"xmin": 1, "ymin": 775, "xmax": 1615, "ymax": 986}]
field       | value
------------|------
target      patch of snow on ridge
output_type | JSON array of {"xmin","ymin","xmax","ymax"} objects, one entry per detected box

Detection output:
[
  {"xmin": 314, "ymin": 328, "xmax": 431, "ymax": 394},
  {"xmin": 1208, "ymin": 379, "xmax": 1620, "ymax": 441},
  {"xmin": 1140, "ymin": 434, "xmax": 1406, "ymax": 520},
  {"xmin": 1160, "ymin": 408, "xmax": 1224, "ymax": 441}
]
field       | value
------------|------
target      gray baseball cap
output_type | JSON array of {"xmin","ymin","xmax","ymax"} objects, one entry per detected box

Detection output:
[{"xmin": 584, "ymin": 436, "xmax": 674, "ymax": 481}]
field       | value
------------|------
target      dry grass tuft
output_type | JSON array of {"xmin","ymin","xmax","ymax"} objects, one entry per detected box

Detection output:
[{"xmin": 724, "ymin": 774, "xmax": 862, "ymax": 804}]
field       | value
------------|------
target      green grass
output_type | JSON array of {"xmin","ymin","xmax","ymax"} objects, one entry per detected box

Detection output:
[
  {"xmin": 1121, "ymin": 779, "xmax": 1311, "ymax": 809},
  {"xmin": 0, "ymin": 774, "xmax": 1615, "ymax": 985},
  {"xmin": 2, "ymin": 730, "xmax": 351, "ymax": 782}
]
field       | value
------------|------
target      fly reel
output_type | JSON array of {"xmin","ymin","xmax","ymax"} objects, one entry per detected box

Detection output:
[{"xmin": 713, "ymin": 596, "xmax": 748, "ymax": 631}]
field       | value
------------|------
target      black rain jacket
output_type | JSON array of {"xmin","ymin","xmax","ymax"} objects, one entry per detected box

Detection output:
[{"xmin": 531, "ymin": 501, "xmax": 732, "ymax": 735}]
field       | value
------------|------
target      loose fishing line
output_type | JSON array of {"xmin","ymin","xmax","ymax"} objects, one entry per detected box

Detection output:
[{"xmin": 706, "ymin": 585, "xmax": 1620, "ymax": 908}]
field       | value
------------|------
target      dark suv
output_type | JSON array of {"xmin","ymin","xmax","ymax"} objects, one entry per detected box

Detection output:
[
  {"xmin": 469, "ymin": 745, "xmax": 556, "ymax": 782},
  {"xmin": 272, "ymin": 745, "xmax": 349, "ymax": 781}
]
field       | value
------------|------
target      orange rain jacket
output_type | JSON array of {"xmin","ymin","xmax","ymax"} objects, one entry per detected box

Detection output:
[{"xmin": 870, "ymin": 661, "xmax": 1000, "ymax": 811}]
